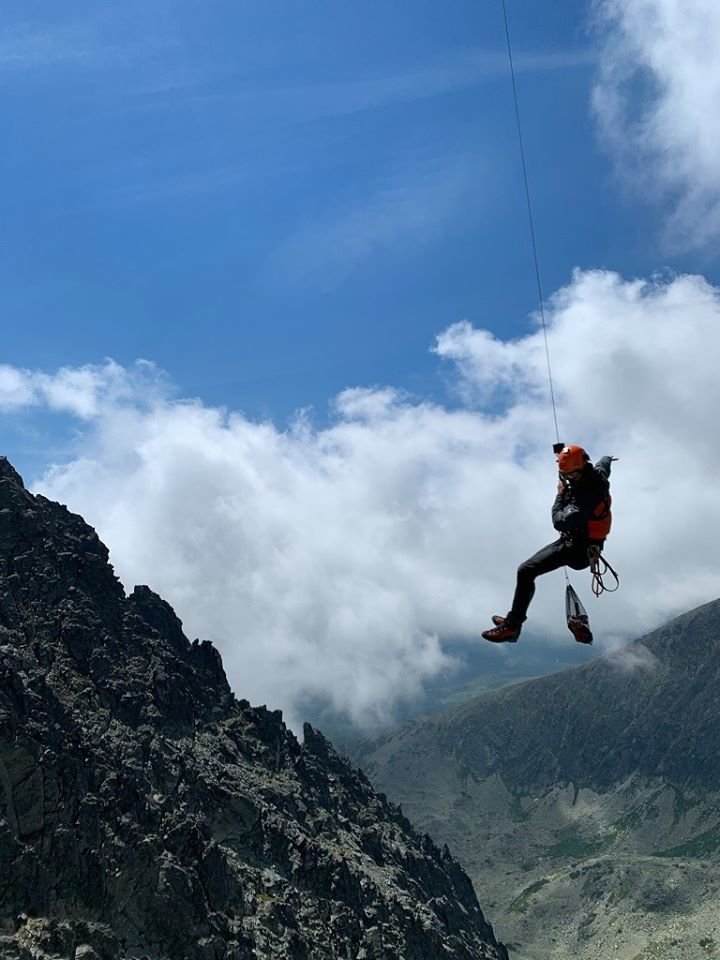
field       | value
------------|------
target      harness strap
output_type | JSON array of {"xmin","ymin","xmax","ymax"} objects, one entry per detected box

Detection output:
[{"xmin": 588, "ymin": 545, "xmax": 620, "ymax": 597}]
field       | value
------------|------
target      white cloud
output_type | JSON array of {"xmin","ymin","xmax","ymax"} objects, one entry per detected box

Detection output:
[
  {"xmin": 11, "ymin": 269, "xmax": 720, "ymax": 729},
  {"xmin": 593, "ymin": 0, "xmax": 720, "ymax": 248},
  {"xmin": 607, "ymin": 643, "xmax": 659, "ymax": 673},
  {"xmin": 0, "ymin": 360, "xmax": 167, "ymax": 418}
]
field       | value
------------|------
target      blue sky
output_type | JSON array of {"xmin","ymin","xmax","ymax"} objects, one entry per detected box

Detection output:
[
  {"xmin": 3, "ymin": 0, "xmax": 709, "ymax": 450},
  {"xmin": 4, "ymin": 0, "xmax": 720, "ymax": 723}
]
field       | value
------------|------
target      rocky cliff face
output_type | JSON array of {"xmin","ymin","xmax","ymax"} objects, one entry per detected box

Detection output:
[{"xmin": 0, "ymin": 458, "xmax": 508, "ymax": 960}]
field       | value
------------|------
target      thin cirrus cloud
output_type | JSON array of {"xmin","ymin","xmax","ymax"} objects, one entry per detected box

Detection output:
[
  {"xmin": 268, "ymin": 154, "xmax": 481, "ymax": 287},
  {"xmin": 593, "ymin": 0, "xmax": 720, "ymax": 249},
  {"xmin": 0, "ymin": 18, "xmax": 175, "ymax": 75},
  {"xmin": 0, "ymin": 12, "xmax": 593, "ymax": 106},
  {"xmin": 107, "ymin": 47, "xmax": 591, "ymax": 207},
  {"xmin": 198, "ymin": 47, "xmax": 596, "ymax": 122},
  {"xmin": 0, "ymin": 14, "xmax": 593, "ymax": 213},
  {"xmin": 7, "ymin": 268, "xmax": 720, "ymax": 730},
  {"xmin": 0, "ymin": 21, "xmax": 115, "ymax": 71}
]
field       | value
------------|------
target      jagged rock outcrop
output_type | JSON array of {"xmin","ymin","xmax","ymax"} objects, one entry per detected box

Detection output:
[{"xmin": 0, "ymin": 457, "xmax": 508, "ymax": 960}]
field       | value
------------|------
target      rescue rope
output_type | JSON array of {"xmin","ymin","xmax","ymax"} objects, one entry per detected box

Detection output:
[
  {"xmin": 588, "ymin": 546, "xmax": 620, "ymax": 597},
  {"xmin": 501, "ymin": 0, "xmax": 560, "ymax": 445},
  {"xmin": 502, "ymin": 5, "xmax": 621, "ymax": 608},
  {"xmin": 502, "ymin": 0, "xmax": 571, "ymax": 588}
]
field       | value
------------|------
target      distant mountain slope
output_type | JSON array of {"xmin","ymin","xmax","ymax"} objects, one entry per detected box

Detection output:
[
  {"xmin": 355, "ymin": 600, "xmax": 720, "ymax": 960},
  {"xmin": 0, "ymin": 458, "xmax": 508, "ymax": 960},
  {"xmin": 359, "ymin": 599, "xmax": 720, "ymax": 795}
]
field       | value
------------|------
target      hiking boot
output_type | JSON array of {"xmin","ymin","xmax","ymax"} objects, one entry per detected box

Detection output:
[
  {"xmin": 568, "ymin": 617, "xmax": 593, "ymax": 645},
  {"xmin": 492, "ymin": 614, "xmax": 510, "ymax": 626},
  {"xmin": 482, "ymin": 623, "xmax": 521, "ymax": 643}
]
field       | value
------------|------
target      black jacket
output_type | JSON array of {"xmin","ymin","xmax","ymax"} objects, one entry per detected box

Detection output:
[{"xmin": 551, "ymin": 456, "xmax": 613, "ymax": 545}]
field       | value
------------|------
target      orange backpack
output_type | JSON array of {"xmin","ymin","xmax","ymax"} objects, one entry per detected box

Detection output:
[{"xmin": 587, "ymin": 494, "xmax": 612, "ymax": 542}]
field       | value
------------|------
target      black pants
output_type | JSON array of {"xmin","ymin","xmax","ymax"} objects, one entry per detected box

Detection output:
[{"xmin": 509, "ymin": 538, "xmax": 590, "ymax": 626}]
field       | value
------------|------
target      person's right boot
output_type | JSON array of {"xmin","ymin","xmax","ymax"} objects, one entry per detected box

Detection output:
[{"xmin": 482, "ymin": 618, "xmax": 521, "ymax": 643}]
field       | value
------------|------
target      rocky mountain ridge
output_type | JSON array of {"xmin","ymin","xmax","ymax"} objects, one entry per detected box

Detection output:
[
  {"xmin": 0, "ymin": 457, "xmax": 508, "ymax": 960},
  {"xmin": 360, "ymin": 597, "xmax": 720, "ymax": 794},
  {"xmin": 355, "ymin": 598, "xmax": 720, "ymax": 960}
]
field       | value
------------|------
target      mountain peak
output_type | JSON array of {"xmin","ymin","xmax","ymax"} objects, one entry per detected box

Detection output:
[
  {"xmin": 0, "ymin": 458, "xmax": 508, "ymax": 960},
  {"xmin": 0, "ymin": 455, "xmax": 25, "ymax": 489}
]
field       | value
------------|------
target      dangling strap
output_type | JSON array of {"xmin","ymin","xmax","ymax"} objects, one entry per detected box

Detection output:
[{"xmin": 588, "ymin": 545, "xmax": 620, "ymax": 597}]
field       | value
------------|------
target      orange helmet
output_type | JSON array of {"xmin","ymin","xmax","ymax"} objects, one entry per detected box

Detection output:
[{"xmin": 557, "ymin": 444, "xmax": 588, "ymax": 474}]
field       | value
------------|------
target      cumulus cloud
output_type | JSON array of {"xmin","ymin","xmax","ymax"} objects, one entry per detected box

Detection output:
[
  {"xmin": 0, "ymin": 359, "xmax": 168, "ymax": 418},
  {"xmin": 593, "ymin": 0, "xmax": 720, "ymax": 248},
  {"xmin": 10, "ymin": 269, "xmax": 720, "ymax": 728}
]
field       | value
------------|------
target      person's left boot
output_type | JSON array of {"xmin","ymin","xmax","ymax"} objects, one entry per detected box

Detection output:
[{"xmin": 482, "ymin": 621, "xmax": 521, "ymax": 643}]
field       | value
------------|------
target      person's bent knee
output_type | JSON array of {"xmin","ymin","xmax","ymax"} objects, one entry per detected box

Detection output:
[{"xmin": 517, "ymin": 560, "xmax": 536, "ymax": 581}]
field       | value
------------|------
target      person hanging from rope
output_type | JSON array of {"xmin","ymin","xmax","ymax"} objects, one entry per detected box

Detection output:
[{"xmin": 481, "ymin": 445, "xmax": 618, "ymax": 643}]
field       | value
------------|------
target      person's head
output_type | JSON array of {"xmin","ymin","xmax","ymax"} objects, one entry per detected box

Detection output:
[{"xmin": 556, "ymin": 444, "xmax": 589, "ymax": 483}]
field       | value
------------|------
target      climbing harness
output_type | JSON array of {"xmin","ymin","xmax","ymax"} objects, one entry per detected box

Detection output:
[{"xmin": 588, "ymin": 545, "xmax": 620, "ymax": 597}]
